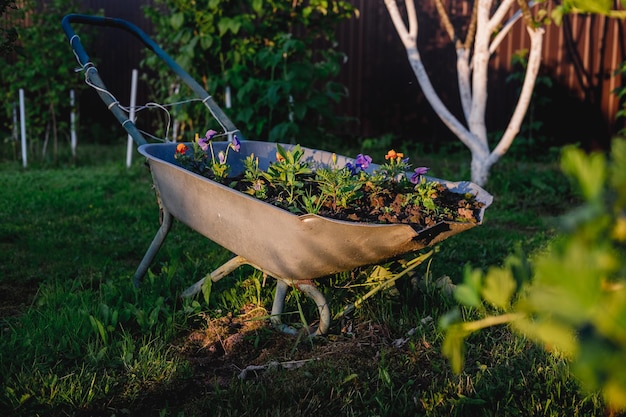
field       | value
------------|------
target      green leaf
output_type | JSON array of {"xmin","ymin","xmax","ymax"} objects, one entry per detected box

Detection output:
[
  {"xmin": 367, "ymin": 265, "xmax": 393, "ymax": 283},
  {"xmin": 569, "ymin": 0, "xmax": 612, "ymax": 15},
  {"xmin": 481, "ymin": 267, "xmax": 517, "ymax": 311},
  {"xmin": 454, "ymin": 265, "xmax": 483, "ymax": 307},
  {"xmin": 201, "ymin": 278, "xmax": 212, "ymax": 305},
  {"xmin": 200, "ymin": 35, "xmax": 214, "ymax": 50},
  {"xmin": 276, "ymin": 143, "xmax": 289, "ymax": 161},
  {"xmin": 423, "ymin": 198, "xmax": 436, "ymax": 211},
  {"xmin": 442, "ymin": 323, "xmax": 472, "ymax": 374},
  {"xmin": 342, "ymin": 373, "xmax": 358, "ymax": 384},
  {"xmin": 252, "ymin": 0, "xmax": 263, "ymax": 14},
  {"xmin": 610, "ymin": 139, "xmax": 626, "ymax": 206},
  {"xmin": 170, "ymin": 12, "xmax": 185, "ymax": 30},
  {"xmin": 218, "ymin": 17, "xmax": 242, "ymax": 36},
  {"xmin": 89, "ymin": 315, "xmax": 108, "ymax": 344},
  {"xmin": 511, "ymin": 316, "xmax": 578, "ymax": 356},
  {"xmin": 379, "ymin": 367, "xmax": 392, "ymax": 386},
  {"xmin": 455, "ymin": 284, "xmax": 482, "ymax": 308},
  {"xmin": 560, "ymin": 146, "xmax": 606, "ymax": 202}
]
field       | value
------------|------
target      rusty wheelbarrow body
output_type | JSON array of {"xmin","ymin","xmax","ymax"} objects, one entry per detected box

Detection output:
[{"xmin": 62, "ymin": 14, "xmax": 493, "ymax": 335}]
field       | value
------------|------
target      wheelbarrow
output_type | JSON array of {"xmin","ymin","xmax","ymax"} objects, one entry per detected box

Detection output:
[{"xmin": 62, "ymin": 14, "xmax": 493, "ymax": 336}]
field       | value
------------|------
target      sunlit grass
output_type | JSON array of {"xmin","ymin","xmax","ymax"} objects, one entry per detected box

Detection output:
[{"xmin": 0, "ymin": 142, "xmax": 612, "ymax": 416}]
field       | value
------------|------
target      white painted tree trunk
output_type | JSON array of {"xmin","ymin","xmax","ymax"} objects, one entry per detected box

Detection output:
[{"xmin": 384, "ymin": 0, "xmax": 544, "ymax": 186}]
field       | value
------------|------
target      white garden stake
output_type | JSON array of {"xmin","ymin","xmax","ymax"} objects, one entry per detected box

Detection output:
[
  {"xmin": 225, "ymin": 85, "xmax": 231, "ymax": 109},
  {"xmin": 70, "ymin": 89, "xmax": 77, "ymax": 157},
  {"xmin": 225, "ymin": 85, "xmax": 232, "ymax": 141},
  {"xmin": 126, "ymin": 69, "xmax": 139, "ymax": 168},
  {"xmin": 19, "ymin": 88, "xmax": 27, "ymax": 168}
]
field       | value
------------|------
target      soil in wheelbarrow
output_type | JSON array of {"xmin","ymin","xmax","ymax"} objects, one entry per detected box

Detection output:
[{"xmin": 228, "ymin": 174, "xmax": 486, "ymax": 230}]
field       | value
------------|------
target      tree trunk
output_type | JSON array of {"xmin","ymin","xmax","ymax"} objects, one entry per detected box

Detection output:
[
  {"xmin": 471, "ymin": 151, "xmax": 491, "ymax": 186},
  {"xmin": 384, "ymin": 0, "xmax": 545, "ymax": 187}
]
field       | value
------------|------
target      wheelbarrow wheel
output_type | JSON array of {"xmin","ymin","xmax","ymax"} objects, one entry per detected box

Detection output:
[{"xmin": 271, "ymin": 279, "xmax": 331, "ymax": 337}]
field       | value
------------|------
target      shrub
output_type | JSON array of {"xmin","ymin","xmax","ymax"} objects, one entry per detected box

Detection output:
[{"xmin": 142, "ymin": 0, "xmax": 356, "ymax": 146}]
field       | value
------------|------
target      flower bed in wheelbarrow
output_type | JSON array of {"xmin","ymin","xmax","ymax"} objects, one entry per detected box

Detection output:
[
  {"xmin": 138, "ymin": 131, "xmax": 493, "ymax": 335},
  {"xmin": 174, "ymin": 130, "xmax": 488, "ymax": 231}
]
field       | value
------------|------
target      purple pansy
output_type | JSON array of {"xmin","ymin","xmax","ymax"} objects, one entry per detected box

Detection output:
[
  {"xmin": 355, "ymin": 154, "xmax": 372, "ymax": 170},
  {"xmin": 205, "ymin": 129, "xmax": 217, "ymax": 140},
  {"xmin": 346, "ymin": 153, "xmax": 372, "ymax": 175},
  {"xmin": 345, "ymin": 162, "xmax": 357, "ymax": 175},
  {"xmin": 197, "ymin": 136, "xmax": 209, "ymax": 152},
  {"xmin": 410, "ymin": 167, "xmax": 429, "ymax": 184},
  {"xmin": 218, "ymin": 151, "xmax": 226, "ymax": 164},
  {"xmin": 231, "ymin": 134, "xmax": 241, "ymax": 152}
]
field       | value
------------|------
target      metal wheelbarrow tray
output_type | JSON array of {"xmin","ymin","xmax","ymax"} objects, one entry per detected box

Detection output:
[{"xmin": 62, "ymin": 15, "xmax": 493, "ymax": 336}]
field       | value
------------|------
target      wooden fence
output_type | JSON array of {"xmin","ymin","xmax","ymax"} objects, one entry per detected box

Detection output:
[
  {"xmin": 334, "ymin": 0, "xmax": 625, "ymax": 148},
  {"xmin": 16, "ymin": 0, "xmax": 626, "ymax": 148}
]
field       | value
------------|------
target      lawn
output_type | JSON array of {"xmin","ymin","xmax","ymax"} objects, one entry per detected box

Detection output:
[{"xmin": 0, "ymin": 141, "xmax": 614, "ymax": 416}]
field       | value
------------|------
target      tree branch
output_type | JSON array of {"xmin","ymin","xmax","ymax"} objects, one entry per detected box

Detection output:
[
  {"xmin": 488, "ymin": 0, "xmax": 517, "ymax": 33},
  {"xmin": 468, "ymin": 0, "xmax": 492, "ymax": 146},
  {"xmin": 434, "ymin": 0, "xmax": 458, "ymax": 47},
  {"xmin": 488, "ymin": 26, "xmax": 544, "ymax": 165},
  {"xmin": 463, "ymin": 0, "xmax": 479, "ymax": 50},
  {"xmin": 384, "ymin": 0, "xmax": 484, "ymax": 155}
]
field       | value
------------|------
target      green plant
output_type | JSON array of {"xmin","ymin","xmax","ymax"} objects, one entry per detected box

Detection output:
[
  {"xmin": 172, "ymin": 138, "xmax": 485, "ymax": 228},
  {"xmin": 0, "ymin": 0, "xmax": 96, "ymax": 164},
  {"xmin": 174, "ymin": 130, "xmax": 241, "ymax": 180},
  {"xmin": 142, "ymin": 0, "xmax": 356, "ymax": 146},
  {"xmin": 262, "ymin": 143, "xmax": 312, "ymax": 207},
  {"xmin": 441, "ymin": 138, "xmax": 626, "ymax": 412},
  {"xmin": 314, "ymin": 164, "xmax": 363, "ymax": 212},
  {"xmin": 552, "ymin": 0, "xmax": 626, "ymax": 22},
  {"xmin": 242, "ymin": 152, "xmax": 268, "ymax": 199}
]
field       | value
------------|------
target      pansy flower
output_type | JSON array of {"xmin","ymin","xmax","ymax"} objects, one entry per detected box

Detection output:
[
  {"xmin": 218, "ymin": 151, "xmax": 226, "ymax": 164},
  {"xmin": 410, "ymin": 167, "xmax": 429, "ymax": 184},
  {"xmin": 205, "ymin": 129, "xmax": 218, "ymax": 140},
  {"xmin": 346, "ymin": 153, "xmax": 372, "ymax": 175},
  {"xmin": 175, "ymin": 143, "xmax": 189, "ymax": 155},
  {"xmin": 355, "ymin": 153, "xmax": 372, "ymax": 170},
  {"xmin": 252, "ymin": 179, "xmax": 264, "ymax": 191},
  {"xmin": 230, "ymin": 134, "xmax": 241, "ymax": 152},
  {"xmin": 197, "ymin": 133, "xmax": 209, "ymax": 152},
  {"xmin": 385, "ymin": 149, "xmax": 404, "ymax": 161},
  {"xmin": 345, "ymin": 162, "xmax": 357, "ymax": 175}
]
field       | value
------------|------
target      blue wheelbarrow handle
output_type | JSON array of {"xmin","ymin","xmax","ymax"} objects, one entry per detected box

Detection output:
[{"xmin": 61, "ymin": 14, "xmax": 241, "ymax": 146}]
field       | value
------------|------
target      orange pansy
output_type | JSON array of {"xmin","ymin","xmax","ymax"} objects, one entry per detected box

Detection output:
[{"xmin": 385, "ymin": 149, "xmax": 404, "ymax": 160}]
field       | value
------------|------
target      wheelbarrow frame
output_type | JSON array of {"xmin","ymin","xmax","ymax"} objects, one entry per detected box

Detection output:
[{"xmin": 61, "ymin": 14, "xmax": 492, "ymax": 336}]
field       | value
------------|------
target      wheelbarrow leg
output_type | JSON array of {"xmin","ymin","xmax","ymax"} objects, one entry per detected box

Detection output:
[
  {"xmin": 180, "ymin": 255, "xmax": 250, "ymax": 298},
  {"xmin": 179, "ymin": 258, "xmax": 332, "ymax": 337},
  {"xmin": 133, "ymin": 207, "xmax": 173, "ymax": 287},
  {"xmin": 271, "ymin": 279, "xmax": 331, "ymax": 337}
]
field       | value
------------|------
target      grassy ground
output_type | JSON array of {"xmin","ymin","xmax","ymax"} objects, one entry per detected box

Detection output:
[{"xmin": 0, "ymin": 142, "xmax": 614, "ymax": 416}]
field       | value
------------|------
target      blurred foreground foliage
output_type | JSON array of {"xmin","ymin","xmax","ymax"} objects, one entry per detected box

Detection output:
[{"xmin": 442, "ymin": 137, "xmax": 626, "ymax": 412}]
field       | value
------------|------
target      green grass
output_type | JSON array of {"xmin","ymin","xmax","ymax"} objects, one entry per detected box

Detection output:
[{"xmin": 0, "ymin": 142, "xmax": 615, "ymax": 416}]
